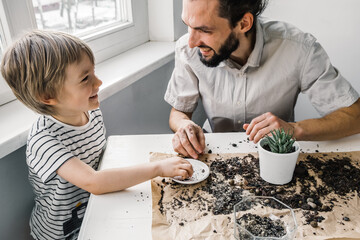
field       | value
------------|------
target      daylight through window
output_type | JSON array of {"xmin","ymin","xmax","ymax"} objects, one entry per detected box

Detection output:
[{"xmin": 32, "ymin": 0, "xmax": 131, "ymax": 36}]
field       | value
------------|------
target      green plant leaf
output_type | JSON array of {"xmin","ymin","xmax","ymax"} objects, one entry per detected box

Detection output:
[
  {"xmin": 270, "ymin": 144, "xmax": 278, "ymax": 153},
  {"xmin": 283, "ymin": 141, "xmax": 291, "ymax": 153},
  {"xmin": 265, "ymin": 128, "xmax": 296, "ymax": 153},
  {"xmin": 269, "ymin": 144, "xmax": 279, "ymax": 153},
  {"xmin": 280, "ymin": 129, "xmax": 286, "ymax": 144},
  {"xmin": 276, "ymin": 129, "xmax": 281, "ymax": 141},
  {"xmin": 279, "ymin": 145, "xmax": 284, "ymax": 153},
  {"xmin": 266, "ymin": 136, "xmax": 276, "ymax": 146},
  {"xmin": 270, "ymin": 130, "xmax": 277, "ymax": 141}
]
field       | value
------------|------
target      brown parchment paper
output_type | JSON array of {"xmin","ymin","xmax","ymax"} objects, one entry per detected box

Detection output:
[{"xmin": 150, "ymin": 152, "xmax": 360, "ymax": 240}]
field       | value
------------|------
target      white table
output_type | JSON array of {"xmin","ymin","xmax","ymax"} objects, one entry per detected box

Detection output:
[{"xmin": 78, "ymin": 133, "xmax": 360, "ymax": 240}]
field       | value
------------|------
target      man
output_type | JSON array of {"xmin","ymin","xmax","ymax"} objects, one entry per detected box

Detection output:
[{"xmin": 164, "ymin": 0, "xmax": 360, "ymax": 159}]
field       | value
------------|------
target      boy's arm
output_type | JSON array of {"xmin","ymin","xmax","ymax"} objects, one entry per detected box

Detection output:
[{"xmin": 56, "ymin": 156, "xmax": 193, "ymax": 195}]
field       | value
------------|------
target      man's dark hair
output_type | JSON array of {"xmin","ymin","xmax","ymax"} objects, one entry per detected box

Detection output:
[{"xmin": 217, "ymin": 0, "xmax": 268, "ymax": 29}]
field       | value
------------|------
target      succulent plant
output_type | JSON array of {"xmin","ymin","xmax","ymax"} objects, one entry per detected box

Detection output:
[{"xmin": 264, "ymin": 128, "xmax": 295, "ymax": 154}]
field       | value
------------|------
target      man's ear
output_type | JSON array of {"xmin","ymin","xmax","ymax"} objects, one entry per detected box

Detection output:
[
  {"xmin": 235, "ymin": 12, "xmax": 254, "ymax": 33},
  {"xmin": 39, "ymin": 95, "xmax": 57, "ymax": 106}
]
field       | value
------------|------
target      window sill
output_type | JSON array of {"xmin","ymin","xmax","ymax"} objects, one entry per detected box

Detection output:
[{"xmin": 0, "ymin": 41, "xmax": 175, "ymax": 159}]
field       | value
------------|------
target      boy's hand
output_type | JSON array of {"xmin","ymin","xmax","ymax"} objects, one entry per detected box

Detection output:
[{"xmin": 158, "ymin": 157, "xmax": 194, "ymax": 179}]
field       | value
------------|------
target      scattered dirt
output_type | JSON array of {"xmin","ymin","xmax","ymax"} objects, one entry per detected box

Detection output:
[{"xmin": 154, "ymin": 151, "xmax": 360, "ymax": 234}]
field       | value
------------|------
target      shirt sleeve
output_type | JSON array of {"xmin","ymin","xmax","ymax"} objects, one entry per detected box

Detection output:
[
  {"xmin": 300, "ymin": 41, "xmax": 359, "ymax": 116},
  {"xmin": 26, "ymin": 132, "xmax": 74, "ymax": 183},
  {"xmin": 164, "ymin": 41, "xmax": 200, "ymax": 113}
]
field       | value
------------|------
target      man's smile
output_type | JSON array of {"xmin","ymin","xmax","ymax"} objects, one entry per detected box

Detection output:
[{"xmin": 199, "ymin": 47, "xmax": 213, "ymax": 57}]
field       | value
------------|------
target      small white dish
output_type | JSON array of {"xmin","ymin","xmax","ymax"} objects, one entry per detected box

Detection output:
[{"xmin": 172, "ymin": 158, "xmax": 210, "ymax": 184}]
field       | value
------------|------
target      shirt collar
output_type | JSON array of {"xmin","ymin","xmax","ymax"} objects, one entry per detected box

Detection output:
[
  {"xmin": 218, "ymin": 61, "xmax": 227, "ymax": 68},
  {"xmin": 247, "ymin": 19, "xmax": 264, "ymax": 67}
]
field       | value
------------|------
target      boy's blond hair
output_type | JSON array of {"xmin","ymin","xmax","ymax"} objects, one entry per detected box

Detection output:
[{"xmin": 1, "ymin": 30, "xmax": 94, "ymax": 115}]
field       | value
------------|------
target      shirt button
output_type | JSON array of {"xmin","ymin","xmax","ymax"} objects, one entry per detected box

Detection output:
[
  {"xmin": 238, "ymin": 120, "xmax": 242, "ymax": 124},
  {"xmin": 237, "ymin": 101, "xmax": 241, "ymax": 105}
]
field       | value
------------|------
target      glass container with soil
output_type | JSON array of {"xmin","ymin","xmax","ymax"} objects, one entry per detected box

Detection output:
[{"xmin": 234, "ymin": 196, "xmax": 297, "ymax": 240}]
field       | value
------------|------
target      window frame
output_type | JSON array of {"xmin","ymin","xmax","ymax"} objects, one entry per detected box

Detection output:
[
  {"xmin": 0, "ymin": 0, "xmax": 149, "ymax": 105},
  {"xmin": 0, "ymin": 0, "xmax": 16, "ymax": 105}
]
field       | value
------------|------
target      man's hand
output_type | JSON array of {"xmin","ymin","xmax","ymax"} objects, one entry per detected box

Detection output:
[
  {"xmin": 243, "ymin": 112, "xmax": 295, "ymax": 143},
  {"xmin": 172, "ymin": 120, "xmax": 205, "ymax": 159}
]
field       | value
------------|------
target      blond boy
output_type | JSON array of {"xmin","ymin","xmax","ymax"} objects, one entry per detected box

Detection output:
[{"xmin": 1, "ymin": 30, "xmax": 193, "ymax": 240}]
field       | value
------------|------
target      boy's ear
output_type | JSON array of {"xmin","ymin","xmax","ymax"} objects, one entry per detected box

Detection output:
[
  {"xmin": 39, "ymin": 95, "xmax": 57, "ymax": 106},
  {"xmin": 234, "ymin": 12, "xmax": 254, "ymax": 33}
]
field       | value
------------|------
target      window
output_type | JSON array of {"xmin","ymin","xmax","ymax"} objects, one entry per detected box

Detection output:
[
  {"xmin": 0, "ymin": 0, "xmax": 149, "ymax": 105},
  {"xmin": 33, "ymin": 0, "xmax": 131, "ymax": 34},
  {"xmin": 0, "ymin": 32, "xmax": 15, "ymax": 105},
  {"xmin": 32, "ymin": 0, "xmax": 133, "ymax": 42},
  {"xmin": 0, "ymin": 0, "xmax": 15, "ymax": 105}
]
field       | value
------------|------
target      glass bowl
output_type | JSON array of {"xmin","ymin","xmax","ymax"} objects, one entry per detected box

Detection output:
[{"xmin": 234, "ymin": 195, "xmax": 297, "ymax": 240}]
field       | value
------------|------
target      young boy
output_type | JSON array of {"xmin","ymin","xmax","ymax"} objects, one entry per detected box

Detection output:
[{"xmin": 1, "ymin": 30, "xmax": 193, "ymax": 240}]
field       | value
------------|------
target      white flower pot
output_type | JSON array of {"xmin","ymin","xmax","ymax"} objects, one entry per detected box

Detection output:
[{"xmin": 258, "ymin": 138, "xmax": 300, "ymax": 185}]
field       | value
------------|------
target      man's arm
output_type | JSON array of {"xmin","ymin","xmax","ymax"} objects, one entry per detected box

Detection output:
[
  {"xmin": 169, "ymin": 107, "xmax": 194, "ymax": 132},
  {"xmin": 292, "ymin": 98, "xmax": 360, "ymax": 141},
  {"xmin": 244, "ymin": 98, "xmax": 360, "ymax": 143},
  {"xmin": 169, "ymin": 107, "xmax": 205, "ymax": 159}
]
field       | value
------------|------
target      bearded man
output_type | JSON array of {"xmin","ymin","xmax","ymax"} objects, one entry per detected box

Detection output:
[{"xmin": 164, "ymin": 0, "xmax": 360, "ymax": 159}]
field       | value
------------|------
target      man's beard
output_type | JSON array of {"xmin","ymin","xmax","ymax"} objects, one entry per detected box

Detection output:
[{"xmin": 198, "ymin": 32, "xmax": 239, "ymax": 68}]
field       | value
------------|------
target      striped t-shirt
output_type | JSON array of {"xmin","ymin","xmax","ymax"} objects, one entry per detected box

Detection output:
[{"xmin": 27, "ymin": 108, "xmax": 106, "ymax": 240}]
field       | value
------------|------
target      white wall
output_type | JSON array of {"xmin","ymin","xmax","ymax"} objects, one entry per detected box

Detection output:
[
  {"xmin": 148, "ymin": 0, "xmax": 187, "ymax": 41},
  {"xmin": 263, "ymin": 0, "xmax": 360, "ymax": 121},
  {"xmin": 101, "ymin": 60, "xmax": 206, "ymax": 136}
]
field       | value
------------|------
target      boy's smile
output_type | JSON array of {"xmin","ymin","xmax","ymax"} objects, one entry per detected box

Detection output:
[{"xmin": 50, "ymin": 52, "xmax": 102, "ymax": 126}]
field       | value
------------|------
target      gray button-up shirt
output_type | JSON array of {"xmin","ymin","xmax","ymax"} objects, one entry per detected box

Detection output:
[{"xmin": 164, "ymin": 18, "xmax": 359, "ymax": 132}]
